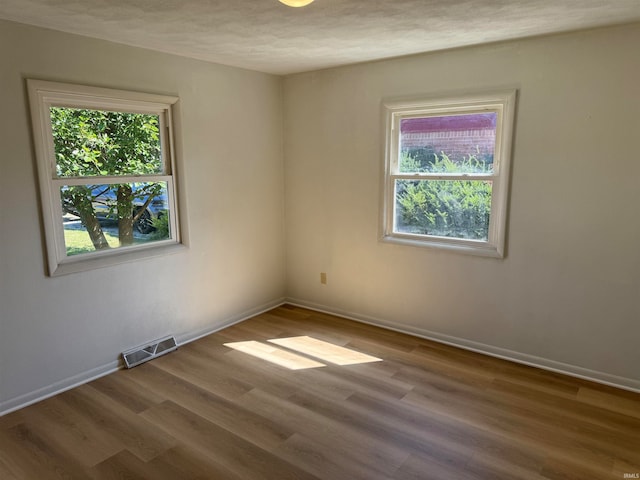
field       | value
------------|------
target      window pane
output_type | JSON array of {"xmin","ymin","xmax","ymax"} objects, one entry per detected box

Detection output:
[
  {"xmin": 61, "ymin": 182, "xmax": 170, "ymax": 256},
  {"xmin": 395, "ymin": 179, "xmax": 492, "ymax": 240},
  {"xmin": 50, "ymin": 107, "xmax": 162, "ymax": 177},
  {"xmin": 399, "ymin": 113, "xmax": 496, "ymax": 174}
]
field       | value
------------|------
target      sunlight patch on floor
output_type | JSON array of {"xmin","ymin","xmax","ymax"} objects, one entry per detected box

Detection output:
[
  {"xmin": 223, "ymin": 340, "xmax": 325, "ymax": 370},
  {"xmin": 269, "ymin": 336, "xmax": 382, "ymax": 365},
  {"xmin": 224, "ymin": 336, "xmax": 382, "ymax": 370}
]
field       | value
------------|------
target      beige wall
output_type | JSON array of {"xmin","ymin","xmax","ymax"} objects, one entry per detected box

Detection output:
[
  {"xmin": 2, "ymin": 20, "xmax": 639, "ymax": 412},
  {"xmin": 283, "ymin": 24, "xmax": 640, "ymax": 388},
  {"xmin": 0, "ymin": 20, "xmax": 285, "ymax": 411}
]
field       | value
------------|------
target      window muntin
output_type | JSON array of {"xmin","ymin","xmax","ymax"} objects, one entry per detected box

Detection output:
[
  {"xmin": 383, "ymin": 91, "xmax": 516, "ymax": 257},
  {"xmin": 28, "ymin": 80, "xmax": 183, "ymax": 275}
]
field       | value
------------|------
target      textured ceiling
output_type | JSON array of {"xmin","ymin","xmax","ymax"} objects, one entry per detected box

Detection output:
[{"xmin": 1, "ymin": 0, "xmax": 639, "ymax": 75}]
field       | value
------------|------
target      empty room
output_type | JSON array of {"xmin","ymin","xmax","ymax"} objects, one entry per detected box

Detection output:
[{"xmin": 0, "ymin": 1, "xmax": 639, "ymax": 479}]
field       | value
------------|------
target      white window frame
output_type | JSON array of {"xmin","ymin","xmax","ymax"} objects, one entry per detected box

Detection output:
[
  {"xmin": 28, "ymin": 80, "xmax": 186, "ymax": 276},
  {"xmin": 381, "ymin": 90, "xmax": 516, "ymax": 257}
]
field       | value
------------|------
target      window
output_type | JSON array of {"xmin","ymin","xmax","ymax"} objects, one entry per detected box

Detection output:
[
  {"xmin": 28, "ymin": 80, "xmax": 185, "ymax": 275},
  {"xmin": 382, "ymin": 90, "xmax": 516, "ymax": 257}
]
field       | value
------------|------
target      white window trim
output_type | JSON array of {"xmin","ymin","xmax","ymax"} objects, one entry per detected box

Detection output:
[
  {"xmin": 27, "ymin": 79, "xmax": 187, "ymax": 276},
  {"xmin": 381, "ymin": 89, "xmax": 517, "ymax": 258}
]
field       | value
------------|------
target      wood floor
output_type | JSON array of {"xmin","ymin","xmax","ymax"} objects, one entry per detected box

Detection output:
[{"xmin": 1, "ymin": 305, "xmax": 639, "ymax": 479}]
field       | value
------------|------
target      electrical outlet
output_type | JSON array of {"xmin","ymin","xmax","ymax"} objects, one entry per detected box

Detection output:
[{"xmin": 320, "ymin": 272, "xmax": 327, "ymax": 285}]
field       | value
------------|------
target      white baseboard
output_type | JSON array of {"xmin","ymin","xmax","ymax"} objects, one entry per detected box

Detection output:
[
  {"xmin": 285, "ymin": 298, "xmax": 640, "ymax": 394},
  {"xmin": 0, "ymin": 361, "xmax": 121, "ymax": 416},
  {"xmin": 4, "ymin": 295, "xmax": 635, "ymax": 417},
  {"xmin": 0, "ymin": 297, "xmax": 287, "ymax": 417}
]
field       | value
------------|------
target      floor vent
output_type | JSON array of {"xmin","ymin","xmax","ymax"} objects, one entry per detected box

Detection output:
[{"xmin": 122, "ymin": 336, "xmax": 178, "ymax": 369}]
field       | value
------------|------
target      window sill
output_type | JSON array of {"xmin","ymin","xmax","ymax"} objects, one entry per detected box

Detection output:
[
  {"xmin": 49, "ymin": 242, "xmax": 188, "ymax": 276},
  {"xmin": 380, "ymin": 234, "xmax": 504, "ymax": 258}
]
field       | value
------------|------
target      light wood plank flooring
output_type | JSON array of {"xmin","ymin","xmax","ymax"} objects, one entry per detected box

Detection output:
[{"xmin": 1, "ymin": 305, "xmax": 639, "ymax": 479}]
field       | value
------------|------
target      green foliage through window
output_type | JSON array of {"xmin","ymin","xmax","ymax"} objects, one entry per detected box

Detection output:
[
  {"xmin": 50, "ymin": 107, "xmax": 169, "ymax": 254},
  {"xmin": 395, "ymin": 152, "xmax": 492, "ymax": 240},
  {"xmin": 50, "ymin": 107, "xmax": 161, "ymax": 177}
]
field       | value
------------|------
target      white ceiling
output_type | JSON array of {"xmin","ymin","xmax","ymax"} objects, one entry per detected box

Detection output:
[{"xmin": 1, "ymin": 0, "xmax": 639, "ymax": 75}]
